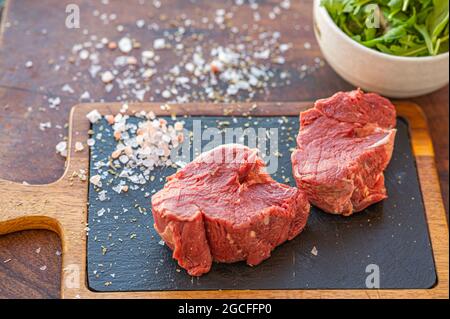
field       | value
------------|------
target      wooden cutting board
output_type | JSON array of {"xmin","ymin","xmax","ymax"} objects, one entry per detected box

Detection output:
[{"xmin": 0, "ymin": 102, "xmax": 448, "ymax": 299}]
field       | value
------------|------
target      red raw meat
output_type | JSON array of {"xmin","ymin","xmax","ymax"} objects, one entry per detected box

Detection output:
[
  {"xmin": 152, "ymin": 144, "xmax": 310, "ymax": 276},
  {"xmin": 292, "ymin": 89, "xmax": 397, "ymax": 216}
]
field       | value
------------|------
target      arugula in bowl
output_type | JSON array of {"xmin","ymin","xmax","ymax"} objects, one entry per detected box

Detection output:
[{"xmin": 321, "ymin": 0, "xmax": 449, "ymax": 57}]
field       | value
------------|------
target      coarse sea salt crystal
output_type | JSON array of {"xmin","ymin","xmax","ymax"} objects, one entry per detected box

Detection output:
[
  {"xmin": 75, "ymin": 142, "xmax": 84, "ymax": 152},
  {"xmin": 227, "ymin": 85, "xmax": 239, "ymax": 95},
  {"xmin": 142, "ymin": 50, "xmax": 155, "ymax": 61},
  {"xmin": 101, "ymin": 71, "xmax": 115, "ymax": 83},
  {"xmin": 175, "ymin": 77, "xmax": 189, "ymax": 85},
  {"xmin": 281, "ymin": 0, "xmax": 291, "ymax": 9},
  {"xmin": 105, "ymin": 83, "xmax": 114, "ymax": 93},
  {"xmin": 39, "ymin": 122, "xmax": 52, "ymax": 131},
  {"xmin": 136, "ymin": 19, "xmax": 145, "ymax": 28},
  {"xmin": 112, "ymin": 184, "xmax": 127, "ymax": 194},
  {"xmin": 98, "ymin": 190, "xmax": 108, "ymax": 201},
  {"xmin": 90, "ymin": 175, "xmax": 102, "ymax": 187},
  {"xmin": 249, "ymin": 76, "xmax": 259, "ymax": 86},
  {"xmin": 125, "ymin": 56, "xmax": 137, "ymax": 66},
  {"xmin": 62, "ymin": 84, "xmax": 75, "ymax": 94},
  {"xmin": 279, "ymin": 43, "xmax": 291, "ymax": 52},
  {"xmin": 170, "ymin": 65, "xmax": 181, "ymax": 76},
  {"xmin": 254, "ymin": 49, "xmax": 270, "ymax": 59},
  {"xmin": 216, "ymin": 9, "xmax": 225, "ymax": 16},
  {"xmin": 153, "ymin": 38, "xmax": 166, "ymax": 50},
  {"xmin": 174, "ymin": 122, "xmax": 184, "ymax": 131},
  {"xmin": 80, "ymin": 91, "xmax": 91, "ymax": 100},
  {"xmin": 274, "ymin": 56, "xmax": 285, "ymax": 64},
  {"xmin": 185, "ymin": 62, "xmax": 195, "ymax": 73},
  {"xmin": 89, "ymin": 65, "xmax": 102, "ymax": 78},
  {"xmin": 97, "ymin": 208, "xmax": 105, "ymax": 217},
  {"xmin": 118, "ymin": 37, "xmax": 133, "ymax": 53},
  {"xmin": 133, "ymin": 89, "xmax": 146, "ymax": 101},
  {"xmin": 87, "ymin": 138, "xmax": 96, "ymax": 147},
  {"xmin": 162, "ymin": 90, "xmax": 171, "ymax": 99},
  {"xmin": 56, "ymin": 141, "xmax": 67, "ymax": 157},
  {"xmin": 79, "ymin": 49, "xmax": 90, "ymax": 60},
  {"xmin": 119, "ymin": 154, "xmax": 129, "ymax": 164},
  {"xmin": 86, "ymin": 109, "xmax": 102, "ymax": 123},
  {"xmin": 142, "ymin": 68, "xmax": 156, "ymax": 79},
  {"xmin": 48, "ymin": 97, "xmax": 61, "ymax": 108}
]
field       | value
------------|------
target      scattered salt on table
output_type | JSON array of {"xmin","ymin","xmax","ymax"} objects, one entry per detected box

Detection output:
[
  {"xmin": 56, "ymin": 141, "xmax": 68, "ymax": 157},
  {"xmin": 101, "ymin": 71, "xmax": 115, "ymax": 83},
  {"xmin": 86, "ymin": 109, "xmax": 102, "ymax": 124},
  {"xmin": 75, "ymin": 142, "xmax": 84, "ymax": 152},
  {"xmin": 118, "ymin": 37, "xmax": 133, "ymax": 53},
  {"xmin": 153, "ymin": 38, "xmax": 166, "ymax": 50}
]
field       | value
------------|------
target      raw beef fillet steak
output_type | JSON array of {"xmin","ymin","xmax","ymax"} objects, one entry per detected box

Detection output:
[
  {"xmin": 291, "ymin": 89, "xmax": 397, "ymax": 216},
  {"xmin": 152, "ymin": 144, "xmax": 310, "ymax": 276}
]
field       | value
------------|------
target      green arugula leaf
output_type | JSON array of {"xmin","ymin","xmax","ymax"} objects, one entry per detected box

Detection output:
[
  {"xmin": 427, "ymin": 0, "xmax": 449, "ymax": 41},
  {"xmin": 362, "ymin": 25, "xmax": 407, "ymax": 47},
  {"xmin": 321, "ymin": 0, "xmax": 449, "ymax": 56},
  {"xmin": 415, "ymin": 23, "xmax": 434, "ymax": 54}
]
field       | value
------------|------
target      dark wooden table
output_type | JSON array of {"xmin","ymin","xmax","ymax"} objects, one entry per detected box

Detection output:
[{"xmin": 0, "ymin": 0, "xmax": 448, "ymax": 299}]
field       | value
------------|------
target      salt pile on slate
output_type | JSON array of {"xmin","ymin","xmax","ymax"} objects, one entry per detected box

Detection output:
[{"xmin": 87, "ymin": 107, "xmax": 185, "ymax": 195}]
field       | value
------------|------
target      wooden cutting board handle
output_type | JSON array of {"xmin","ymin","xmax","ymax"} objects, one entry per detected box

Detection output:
[
  {"xmin": 0, "ymin": 179, "xmax": 66, "ymax": 235},
  {"xmin": 0, "ymin": 105, "xmax": 91, "ymax": 237},
  {"xmin": 0, "ymin": 105, "xmax": 92, "ymax": 299},
  {"xmin": 0, "ymin": 175, "xmax": 90, "ymax": 299}
]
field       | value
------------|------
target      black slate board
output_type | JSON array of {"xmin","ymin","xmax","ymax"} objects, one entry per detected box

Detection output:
[{"xmin": 87, "ymin": 116, "xmax": 436, "ymax": 292}]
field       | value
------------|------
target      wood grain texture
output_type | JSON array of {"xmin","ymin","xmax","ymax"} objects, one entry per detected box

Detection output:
[
  {"xmin": 0, "ymin": 230, "xmax": 61, "ymax": 299},
  {"xmin": 0, "ymin": 0, "xmax": 448, "ymax": 298},
  {"xmin": 411, "ymin": 86, "xmax": 449, "ymax": 214},
  {"xmin": 0, "ymin": 102, "xmax": 448, "ymax": 299}
]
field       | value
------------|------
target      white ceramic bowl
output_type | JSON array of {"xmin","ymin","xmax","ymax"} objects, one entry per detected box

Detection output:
[{"xmin": 313, "ymin": 0, "xmax": 449, "ymax": 98}]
